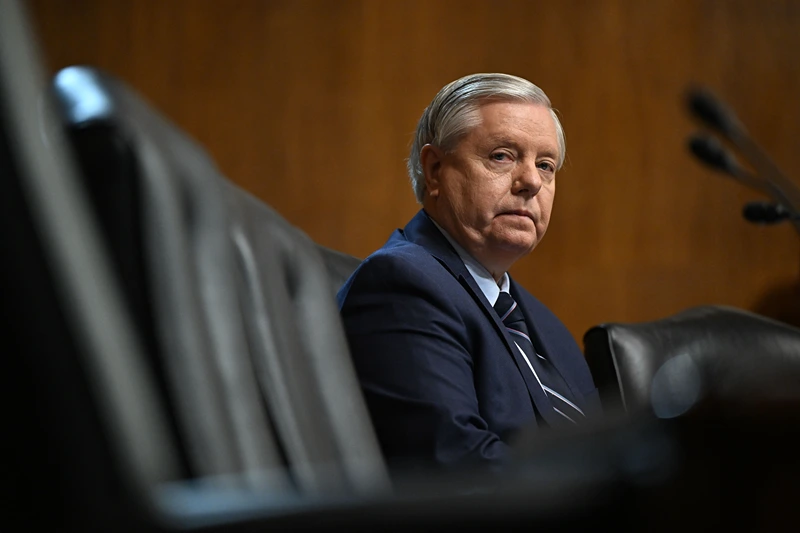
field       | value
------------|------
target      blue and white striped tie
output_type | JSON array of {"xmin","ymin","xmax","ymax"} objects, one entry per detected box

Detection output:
[{"xmin": 494, "ymin": 291, "xmax": 585, "ymax": 425}]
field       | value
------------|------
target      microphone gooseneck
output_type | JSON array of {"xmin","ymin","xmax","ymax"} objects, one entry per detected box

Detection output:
[{"xmin": 685, "ymin": 86, "xmax": 800, "ymax": 236}]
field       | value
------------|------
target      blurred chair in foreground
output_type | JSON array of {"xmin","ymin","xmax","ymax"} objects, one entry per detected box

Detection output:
[{"xmin": 52, "ymin": 65, "xmax": 388, "ymax": 495}]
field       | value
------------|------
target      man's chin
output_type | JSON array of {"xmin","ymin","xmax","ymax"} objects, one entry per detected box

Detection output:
[{"xmin": 491, "ymin": 237, "xmax": 538, "ymax": 260}]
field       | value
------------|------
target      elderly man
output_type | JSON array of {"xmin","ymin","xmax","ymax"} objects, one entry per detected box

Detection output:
[{"xmin": 337, "ymin": 73, "xmax": 600, "ymax": 471}]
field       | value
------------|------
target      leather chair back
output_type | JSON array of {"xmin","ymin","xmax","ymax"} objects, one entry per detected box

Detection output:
[
  {"xmin": 225, "ymin": 183, "xmax": 384, "ymax": 493},
  {"xmin": 52, "ymin": 66, "xmax": 388, "ymax": 495},
  {"xmin": 583, "ymin": 305, "xmax": 800, "ymax": 417}
]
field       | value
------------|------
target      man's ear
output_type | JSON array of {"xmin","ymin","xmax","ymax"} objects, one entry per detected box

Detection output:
[{"xmin": 420, "ymin": 144, "xmax": 443, "ymax": 199}]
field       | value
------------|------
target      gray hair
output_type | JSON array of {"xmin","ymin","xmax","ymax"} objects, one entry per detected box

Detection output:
[{"xmin": 407, "ymin": 73, "xmax": 566, "ymax": 204}]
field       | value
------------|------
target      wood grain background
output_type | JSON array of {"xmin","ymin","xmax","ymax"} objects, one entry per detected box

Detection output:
[{"xmin": 28, "ymin": 0, "xmax": 800, "ymax": 342}]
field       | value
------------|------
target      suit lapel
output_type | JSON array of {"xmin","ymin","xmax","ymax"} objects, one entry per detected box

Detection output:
[
  {"xmin": 402, "ymin": 210, "xmax": 505, "ymax": 339},
  {"xmin": 403, "ymin": 210, "xmax": 558, "ymax": 421}
]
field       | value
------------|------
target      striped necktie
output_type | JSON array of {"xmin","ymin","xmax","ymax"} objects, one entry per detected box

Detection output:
[{"xmin": 494, "ymin": 291, "xmax": 585, "ymax": 425}]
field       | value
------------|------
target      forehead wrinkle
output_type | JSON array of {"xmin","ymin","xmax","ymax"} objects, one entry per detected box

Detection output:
[{"xmin": 480, "ymin": 132, "xmax": 560, "ymax": 159}]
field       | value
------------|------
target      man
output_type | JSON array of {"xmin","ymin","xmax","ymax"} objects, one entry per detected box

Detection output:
[{"xmin": 337, "ymin": 73, "xmax": 600, "ymax": 472}]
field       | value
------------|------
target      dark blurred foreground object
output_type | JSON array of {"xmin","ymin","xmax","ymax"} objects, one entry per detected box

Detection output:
[
  {"xmin": 52, "ymin": 63, "xmax": 386, "ymax": 499},
  {"xmin": 511, "ymin": 400, "xmax": 800, "ymax": 533},
  {"xmin": 685, "ymin": 87, "xmax": 800, "ymax": 237}
]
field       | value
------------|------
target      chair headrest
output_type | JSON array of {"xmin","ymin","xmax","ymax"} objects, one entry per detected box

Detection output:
[{"xmin": 584, "ymin": 305, "xmax": 800, "ymax": 416}]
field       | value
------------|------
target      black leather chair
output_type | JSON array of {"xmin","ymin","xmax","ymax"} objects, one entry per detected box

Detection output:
[
  {"xmin": 52, "ymin": 65, "xmax": 386, "ymax": 495},
  {"xmin": 583, "ymin": 305, "xmax": 800, "ymax": 417}
]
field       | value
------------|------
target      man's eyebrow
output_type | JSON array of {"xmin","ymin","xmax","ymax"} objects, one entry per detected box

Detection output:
[{"xmin": 485, "ymin": 136, "xmax": 559, "ymax": 159}]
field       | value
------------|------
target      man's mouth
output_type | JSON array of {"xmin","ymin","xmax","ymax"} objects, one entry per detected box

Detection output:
[{"xmin": 500, "ymin": 210, "xmax": 534, "ymax": 221}]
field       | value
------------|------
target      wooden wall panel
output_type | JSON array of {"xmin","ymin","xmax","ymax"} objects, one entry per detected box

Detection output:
[{"xmin": 27, "ymin": 0, "xmax": 800, "ymax": 341}]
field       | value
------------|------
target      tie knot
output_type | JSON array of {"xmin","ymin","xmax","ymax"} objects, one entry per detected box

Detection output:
[{"xmin": 493, "ymin": 292, "xmax": 518, "ymax": 324}]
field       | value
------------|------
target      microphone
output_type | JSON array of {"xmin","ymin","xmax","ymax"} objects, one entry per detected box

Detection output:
[
  {"xmin": 689, "ymin": 134, "xmax": 800, "ymax": 225},
  {"xmin": 686, "ymin": 87, "xmax": 743, "ymax": 139},
  {"xmin": 687, "ymin": 134, "xmax": 762, "ymax": 189},
  {"xmin": 687, "ymin": 133, "xmax": 793, "ymax": 200},
  {"xmin": 742, "ymin": 202, "xmax": 800, "ymax": 224},
  {"xmin": 686, "ymin": 87, "xmax": 800, "ymax": 236}
]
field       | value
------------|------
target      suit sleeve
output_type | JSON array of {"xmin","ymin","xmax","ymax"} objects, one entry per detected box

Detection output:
[{"xmin": 339, "ymin": 252, "xmax": 509, "ymax": 470}]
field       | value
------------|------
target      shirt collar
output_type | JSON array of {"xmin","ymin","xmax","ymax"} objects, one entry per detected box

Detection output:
[{"xmin": 430, "ymin": 218, "xmax": 510, "ymax": 306}]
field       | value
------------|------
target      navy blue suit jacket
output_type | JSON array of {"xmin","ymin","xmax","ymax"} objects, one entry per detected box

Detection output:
[{"xmin": 337, "ymin": 210, "xmax": 600, "ymax": 470}]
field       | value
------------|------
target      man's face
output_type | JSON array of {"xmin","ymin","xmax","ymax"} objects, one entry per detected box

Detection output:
[{"xmin": 422, "ymin": 100, "xmax": 560, "ymax": 278}]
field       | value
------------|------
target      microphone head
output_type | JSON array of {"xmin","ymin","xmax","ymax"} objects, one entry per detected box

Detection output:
[
  {"xmin": 686, "ymin": 87, "xmax": 742, "ymax": 138},
  {"xmin": 687, "ymin": 133, "xmax": 743, "ymax": 177},
  {"xmin": 742, "ymin": 201, "xmax": 790, "ymax": 224}
]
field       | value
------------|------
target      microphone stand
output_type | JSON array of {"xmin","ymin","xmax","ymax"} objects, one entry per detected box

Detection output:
[{"xmin": 686, "ymin": 88, "xmax": 800, "ymax": 238}]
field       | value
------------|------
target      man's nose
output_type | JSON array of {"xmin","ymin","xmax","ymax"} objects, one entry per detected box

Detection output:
[{"xmin": 512, "ymin": 162, "xmax": 543, "ymax": 197}]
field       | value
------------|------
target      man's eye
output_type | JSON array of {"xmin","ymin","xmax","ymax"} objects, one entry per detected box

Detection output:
[
  {"xmin": 537, "ymin": 161, "xmax": 555, "ymax": 172},
  {"xmin": 491, "ymin": 152, "xmax": 510, "ymax": 161}
]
